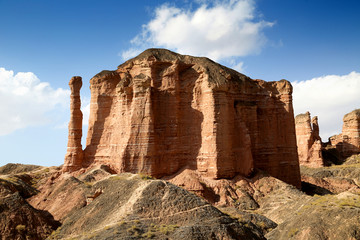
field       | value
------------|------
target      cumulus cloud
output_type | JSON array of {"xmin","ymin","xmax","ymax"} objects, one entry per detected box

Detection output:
[
  {"xmin": 0, "ymin": 67, "xmax": 70, "ymax": 136},
  {"xmin": 81, "ymin": 99, "xmax": 90, "ymax": 126},
  {"xmin": 292, "ymin": 71, "xmax": 360, "ymax": 140},
  {"xmin": 232, "ymin": 62, "xmax": 245, "ymax": 73},
  {"xmin": 121, "ymin": 0, "xmax": 273, "ymax": 62}
]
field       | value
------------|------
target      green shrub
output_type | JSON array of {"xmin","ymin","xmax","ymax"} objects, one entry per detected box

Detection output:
[
  {"xmin": 158, "ymin": 224, "xmax": 179, "ymax": 235},
  {"xmin": 142, "ymin": 231, "xmax": 156, "ymax": 238},
  {"xmin": 138, "ymin": 173, "xmax": 154, "ymax": 180},
  {"xmin": 257, "ymin": 221, "xmax": 267, "ymax": 229},
  {"xmin": 127, "ymin": 225, "xmax": 141, "ymax": 235}
]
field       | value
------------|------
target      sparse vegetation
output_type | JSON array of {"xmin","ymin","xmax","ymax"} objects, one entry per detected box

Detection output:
[
  {"xmin": 83, "ymin": 181, "xmax": 95, "ymax": 187},
  {"xmin": 306, "ymin": 194, "xmax": 360, "ymax": 208},
  {"xmin": 287, "ymin": 227, "xmax": 299, "ymax": 237},
  {"xmin": 29, "ymin": 167, "xmax": 53, "ymax": 188},
  {"xmin": 257, "ymin": 221, "xmax": 267, "ymax": 229},
  {"xmin": 1, "ymin": 176, "xmax": 18, "ymax": 184},
  {"xmin": 142, "ymin": 231, "xmax": 156, "ymax": 238},
  {"xmin": 15, "ymin": 224, "xmax": 26, "ymax": 232},
  {"xmin": 140, "ymin": 224, "xmax": 179, "ymax": 238},
  {"xmin": 158, "ymin": 224, "xmax": 179, "ymax": 235},
  {"xmin": 118, "ymin": 221, "xmax": 126, "ymax": 226},
  {"xmin": 127, "ymin": 225, "xmax": 141, "ymax": 236},
  {"xmin": 138, "ymin": 173, "xmax": 154, "ymax": 180}
]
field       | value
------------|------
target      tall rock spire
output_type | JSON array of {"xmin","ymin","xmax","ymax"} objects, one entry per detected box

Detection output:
[{"xmin": 63, "ymin": 76, "xmax": 84, "ymax": 172}]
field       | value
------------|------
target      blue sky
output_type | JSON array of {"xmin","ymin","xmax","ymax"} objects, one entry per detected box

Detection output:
[{"xmin": 0, "ymin": 0, "xmax": 359, "ymax": 167}]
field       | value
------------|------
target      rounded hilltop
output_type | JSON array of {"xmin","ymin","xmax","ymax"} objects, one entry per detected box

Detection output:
[
  {"xmin": 343, "ymin": 108, "xmax": 360, "ymax": 121},
  {"xmin": 119, "ymin": 48, "xmax": 252, "ymax": 87}
]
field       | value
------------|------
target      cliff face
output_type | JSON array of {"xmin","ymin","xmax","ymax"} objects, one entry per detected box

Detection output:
[
  {"xmin": 295, "ymin": 112, "xmax": 324, "ymax": 167},
  {"xmin": 63, "ymin": 49, "xmax": 301, "ymax": 187},
  {"xmin": 330, "ymin": 109, "xmax": 360, "ymax": 158}
]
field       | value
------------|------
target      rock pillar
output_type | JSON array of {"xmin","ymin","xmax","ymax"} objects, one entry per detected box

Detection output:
[
  {"xmin": 312, "ymin": 116, "xmax": 320, "ymax": 141},
  {"xmin": 63, "ymin": 76, "xmax": 84, "ymax": 172},
  {"xmin": 295, "ymin": 112, "xmax": 324, "ymax": 167}
]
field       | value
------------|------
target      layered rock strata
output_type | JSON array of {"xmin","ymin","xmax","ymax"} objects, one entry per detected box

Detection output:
[
  {"xmin": 295, "ymin": 112, "xmax": 324, "ymax": 167},
  {"xmin": 63, "ymin": 49, "xmax": 301, "ymax": 188},
  {"xmin": 63, "ymin": 76, "xmax": 84, "ymax": 172},
  {"xmin": 330, "ymin": 109, "xmax": 360, "ymax": 158}
]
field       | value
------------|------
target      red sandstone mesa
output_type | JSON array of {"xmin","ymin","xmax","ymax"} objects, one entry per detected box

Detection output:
[
  {"xmin": 63, "ymin": 49, "xmax": 301, "ymax": 188},
  {"xmin": 295, "ymin": 112, "xmax": 324, "ymax": 167},
  {"xmin": 330, "ymin": 109, "xmax": 360, "ymax": 158}
]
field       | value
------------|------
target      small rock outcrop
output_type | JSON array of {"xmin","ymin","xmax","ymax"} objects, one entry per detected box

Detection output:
[
  {"xmin": 330, "ymin": 109, "xmax": 360, "ymax": 158},
  {"xmin": 295, "ymin": 112, "xmax": 324, "ymax": 167},
  {"xmin": 300, "ymin": 162, "xmax": 360, "ymax": 195},
  {"xmin": 63, "ymin": 49, "xmax": 301, "ymax": 188},
  {"xmin": 0, "ymin": 173, "xmax": 60, "ymax": 239},
  {"xmin": 63, "ymin": 76, "xmax": 84, "ymax": 172}
]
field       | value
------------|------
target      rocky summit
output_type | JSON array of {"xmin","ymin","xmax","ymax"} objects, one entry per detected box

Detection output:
[{"xmin": 63, "ymin": 48, "xmax": 301, "ymax": 188}]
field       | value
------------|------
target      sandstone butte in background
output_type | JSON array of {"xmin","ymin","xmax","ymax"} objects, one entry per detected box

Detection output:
[
  {"xmin": 295, "ymin": 109, "xmax": 360, "ymax": 168},
  {"xmin": 295, "ymin": 112, "xmax": 324, "ymax": 167},
  {"xmin": 63, "ymin": 48, "xmax": 301, "ymax": 189},
  {"xmin": 329, "ymin": 109, "xmax": 360, "ymax": 158}
]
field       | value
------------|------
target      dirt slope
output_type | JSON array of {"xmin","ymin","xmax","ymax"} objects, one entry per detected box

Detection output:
[
  {"xmin": 266, "ymin": 192, "xmax": 360, "ymax": 240},
  {"xmin": 46, "ymin": 172, "xmax": 265, "ymax": 240}
]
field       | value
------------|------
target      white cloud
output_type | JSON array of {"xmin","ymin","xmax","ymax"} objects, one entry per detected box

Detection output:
[
  {"xmin": 120, "ymin": 48, "xmax": 143, "ymax": 61},
  {"xmin": 81, "ymin": 99, "xmax": 90, "ymax": 126},
  {"xmin": 121, "ymin": 0, "xmax": 273, "ymax": 62},
  {"xmin": 292, "ymin": 71, "xmax": 360, "ymax": 140},
  {"xmin": 0, "ymin": 67, "xmax": 70, "ymax": 136},
  {"xmin": 230, "ymin": 60, "xmax": 245, "ymax": 73}
]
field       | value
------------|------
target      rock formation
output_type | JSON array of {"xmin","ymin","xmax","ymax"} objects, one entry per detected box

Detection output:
[
  {"xmin": 63, "ymin": 76, "xmax": 84, "ymax": 172},
  {"xmin": 329, "ymin": 109, "xmax": 360, "ymax": 158},
  {"xmin": 4, "ymin": 161, "xmax": 360, "ymax": 240},
  {"xmin": 63, "ymin": 49, "xmax": 301, "ymax": 188},
  {"xmin": 295, "ymin": 112, "xmax": 324, "ymax": 167},
  {"xmin": 301, "ymin": 161, "xmax": 360, "ymax": 195},
  {"xmin": 0, "ymin": 171, "xmax": 60, "ymax": 239}
]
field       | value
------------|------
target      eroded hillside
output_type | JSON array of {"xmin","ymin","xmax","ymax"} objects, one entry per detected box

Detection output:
[{"xmin": 2, "ymin": 162, "xmax": 360, "ymax": 240}]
